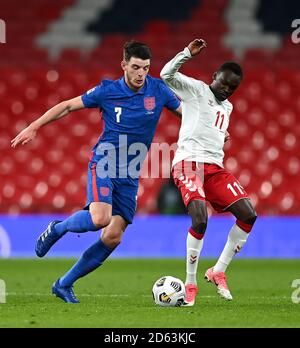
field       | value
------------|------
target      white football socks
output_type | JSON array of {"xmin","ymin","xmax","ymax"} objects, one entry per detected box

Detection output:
[
  {"xmin": 186, "ymin": 232, "xmax": 204, "ymax": 285},
  {"xmin": 213, "ymin": 224, "xmax": 249, "ymax": 273}
]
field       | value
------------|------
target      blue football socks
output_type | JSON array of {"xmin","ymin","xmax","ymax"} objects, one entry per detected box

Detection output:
[
  {"xmin": 59, "ymin": 239, "xmax": 114, "ymax": 287},
  {"xmin": 54, "ymin": 210, "xmax": 99, "ymax": 237}
]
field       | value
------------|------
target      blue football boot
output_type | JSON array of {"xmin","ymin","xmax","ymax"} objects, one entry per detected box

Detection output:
[
  {"xmin": 52, "ymin": 279, "xmax": 80, "ymax": 304},
  {"xmin": 35, "ymin": 220, "xmax": 62, "ymax": 257}
]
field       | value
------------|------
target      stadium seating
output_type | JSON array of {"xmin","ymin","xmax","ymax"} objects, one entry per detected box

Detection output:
[{"xmin": 1, "ymin": 0, "xmax": 299, "ymax": 215}]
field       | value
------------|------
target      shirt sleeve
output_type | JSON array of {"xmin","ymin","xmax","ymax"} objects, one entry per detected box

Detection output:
[
  {"xmin": 81, "ymin": 83, "xmax": 105, "ymax": 108},
  {"xmin": 162, "ymin": 82, "xmax": 181, "ymax": 110},
  {"xmin": 160, "ymin": 47, "xmax": 204, "ymax": 101}
]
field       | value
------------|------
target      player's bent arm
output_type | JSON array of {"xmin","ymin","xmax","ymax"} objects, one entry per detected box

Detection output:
[{"xmin": 11, "ymin": 96, "xmax": 85, "ymax": 148}]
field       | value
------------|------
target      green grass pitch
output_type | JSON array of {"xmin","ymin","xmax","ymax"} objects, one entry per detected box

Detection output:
[{"xmin": 0, "ymin": 259, "xmax": 299, "ymax": 328}]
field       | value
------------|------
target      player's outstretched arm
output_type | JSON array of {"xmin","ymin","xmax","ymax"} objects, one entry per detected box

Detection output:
[{"xmin": 11, "ymin": 96, "xmax": 84, "ymax": 148}]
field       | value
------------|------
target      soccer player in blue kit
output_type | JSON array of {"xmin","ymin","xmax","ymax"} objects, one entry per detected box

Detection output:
[{"xmin": 11, "ymin": 41, "xmax": 181, "ymax": 303}]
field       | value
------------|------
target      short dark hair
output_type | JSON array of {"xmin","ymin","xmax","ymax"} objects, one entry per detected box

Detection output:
[
  {"xmin": 218, "ymin": 61, "xmax": 243, "ymax": 79},
  {"xmin": 123, "ymin": 40, "xmax": 152, "ymax": 62}
]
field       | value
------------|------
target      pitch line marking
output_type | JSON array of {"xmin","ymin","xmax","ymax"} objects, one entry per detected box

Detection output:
[{"xmin": 6, "ymin": 293, "xmax": 291, "ymax": 300}]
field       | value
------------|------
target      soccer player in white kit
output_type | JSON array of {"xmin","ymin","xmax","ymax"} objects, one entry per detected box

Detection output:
[{"xmin": 161, "ymin": 39, "xmax": 257, "ymax": 305}]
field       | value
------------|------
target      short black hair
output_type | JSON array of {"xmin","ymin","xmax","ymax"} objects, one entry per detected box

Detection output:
[
  {"xmin": 123, "ymin": 40, "xmax": 152, "ymax": 62},
  {"xmin": 218, "ymin": 61, "xmax": 243, "ymax": 79}
]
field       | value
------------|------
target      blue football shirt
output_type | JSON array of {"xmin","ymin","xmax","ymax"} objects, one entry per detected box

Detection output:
[{"xmin": 81, "ymin": 75, "xmax": 180, "ymax": 183}]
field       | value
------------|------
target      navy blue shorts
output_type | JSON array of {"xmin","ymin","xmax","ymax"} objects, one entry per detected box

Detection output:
[{"xmin": 84, "ymin": 161, "xmax": 138, "ymax": 224}]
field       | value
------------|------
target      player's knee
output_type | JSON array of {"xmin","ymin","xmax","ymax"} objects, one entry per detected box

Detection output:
[
  {"xmin": 241, "ymin": 209, "xmax": 257, "ymax": 226},
  {"xmin": 109, "ymin": 236, "xmax": 122, "ymax": 248},
  {"xmin": 91, "ymin": 213, "xmax": 111, "ymax": 229},
  {"xmin": 102, "ymin": 232, "xmax": 122, "ymax": 248},
  {"xmin": 192, "ymin": 221, "xmax": 207, "ymax": 234},
  {"xmin": 245, "ymin": 210, "xmax": 257, "ymax": 225},
  {"xmin": 191, "ymin": 213, "xmax": 207, "ymax": 234}
]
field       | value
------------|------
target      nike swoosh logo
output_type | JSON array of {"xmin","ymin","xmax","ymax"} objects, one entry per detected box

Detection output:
[{"xmin": 161, "ymin": 291, "xmax": 177, "ymax": 302}]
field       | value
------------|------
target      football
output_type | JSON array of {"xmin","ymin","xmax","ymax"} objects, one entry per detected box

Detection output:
[{"xmin": 152, "ymin": 276, "xmax": 186, "ymax": 307}]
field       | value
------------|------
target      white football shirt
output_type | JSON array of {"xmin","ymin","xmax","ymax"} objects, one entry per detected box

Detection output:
[{"xmin": 161, "ymin": 47, "xmax": 233, "ymax": 168}]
